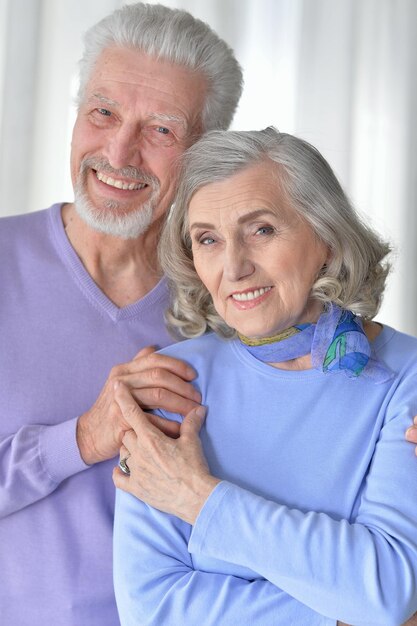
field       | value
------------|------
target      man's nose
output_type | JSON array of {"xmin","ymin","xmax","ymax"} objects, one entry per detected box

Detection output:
[{"xmin": 104, "ymin": 126, "xmax": 144, "ymax": 171}]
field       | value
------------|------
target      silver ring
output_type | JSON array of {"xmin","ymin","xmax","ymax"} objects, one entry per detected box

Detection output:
[{"xmin": 119, "ymin": 455, "xmax": 131, "ymax": 476}]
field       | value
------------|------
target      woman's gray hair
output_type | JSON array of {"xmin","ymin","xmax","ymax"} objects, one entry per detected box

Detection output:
[
  {"xmin": 160, "ymin": 127, "xmax": 391, "ymax": 339},
  {"xmin": 77, "ymin": 2, "xmax": 243, "ymax": 132}
]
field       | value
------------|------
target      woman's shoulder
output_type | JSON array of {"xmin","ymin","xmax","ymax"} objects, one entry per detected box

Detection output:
[
  {"xmin": 373, "ymin": 324, "xmax": 417, "ymax": 375},
  {"xmin": 158, "ymin": 332, "xmax": 232, "ymax": 366}
]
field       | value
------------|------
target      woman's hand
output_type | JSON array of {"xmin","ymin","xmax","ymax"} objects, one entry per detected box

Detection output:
[
  {"xmin": 112, "ymin": 382, "xmax": 220, "ymax": 525},
  {"xmin": 405, "ymin": 417, "xmax": 417, "ymax": 454}
]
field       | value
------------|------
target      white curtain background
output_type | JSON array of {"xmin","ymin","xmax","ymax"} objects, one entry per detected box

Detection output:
[{"xmin": 0, "ymin": 0, "xmax": 416, "ymax": 334}]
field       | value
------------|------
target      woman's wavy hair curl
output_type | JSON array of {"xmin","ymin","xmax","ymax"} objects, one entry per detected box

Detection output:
[{"xmin": 159, "ymin": 127, "xmax": 391, "ymax": 339}]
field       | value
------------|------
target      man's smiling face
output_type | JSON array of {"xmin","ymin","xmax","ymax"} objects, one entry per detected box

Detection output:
[{"xmin": 70, "ymin": 46, "xmax": 207, "ymax": 238}]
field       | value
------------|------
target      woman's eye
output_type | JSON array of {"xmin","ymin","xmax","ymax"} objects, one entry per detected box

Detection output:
[
  {"xmin": 97, "ymin": 108, "xmax": 112, "ymax": 117},
  {"xmin": 200, "ymin": 236, "xmax": 216, "ymax": 245},
  {"xmin": 156, "ymin": 126, "xmax": 170, "ymax": 135}
]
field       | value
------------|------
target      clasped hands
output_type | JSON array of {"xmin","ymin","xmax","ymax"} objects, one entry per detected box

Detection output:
[
  {"xmin": 112, "ymin": 381, "xmax": 220, "ymax": 524},
  {"xmin": 75, "ymin": 345, "xmax": 219, "ymax": 523},
  {"xmin": 76, "ymin": 346, "xmax": 202, "ymax": 465}
]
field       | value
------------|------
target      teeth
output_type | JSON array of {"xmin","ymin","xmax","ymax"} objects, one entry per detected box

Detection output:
[
  {"xmin": 232, "ymin": 287, "xmax": 271, "ymax": 301},
  {"xmin": 96, "ymin": 171, "xmax": 146, "ymax": 191}
]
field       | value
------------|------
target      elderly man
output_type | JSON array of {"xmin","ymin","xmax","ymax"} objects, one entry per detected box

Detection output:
[{"xmin": 0, "ymin": 3, "xmax": 242, "ymax": 625}]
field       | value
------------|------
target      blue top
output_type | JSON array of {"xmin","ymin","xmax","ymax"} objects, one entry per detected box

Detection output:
[{"xmin": 114, "ymin": 326, "xmax": 417, "ymax": 626}]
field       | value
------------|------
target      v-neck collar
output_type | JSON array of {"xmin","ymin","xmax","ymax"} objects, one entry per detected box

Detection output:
[{"xmin": 48, "ymin": 204, "xmax": 168, "ymax": 322}]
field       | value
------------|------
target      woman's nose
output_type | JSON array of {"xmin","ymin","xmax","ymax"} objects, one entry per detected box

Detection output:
[{"xmin": 223, "ymin": 243, "xmax": 255, "ymax": 282}]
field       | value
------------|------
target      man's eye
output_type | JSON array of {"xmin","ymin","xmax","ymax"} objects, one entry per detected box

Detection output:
[
  {"xmin": 142, "ymin": 125, "xmax": 175, "ymax": 146},
  {"xmin": 97, "ymin": 108, "xmax": 112, "ymax": 116},
  {"xmin": 256, "ymin": 226, "xmax": 274, "ymax": 235}
]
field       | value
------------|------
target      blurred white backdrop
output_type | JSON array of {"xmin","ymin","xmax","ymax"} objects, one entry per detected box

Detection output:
[{"xmin": 0, "ymin": 0, "xmax": 416, "ymax": 333}]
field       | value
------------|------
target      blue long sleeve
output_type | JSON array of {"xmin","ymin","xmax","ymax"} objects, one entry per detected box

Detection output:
[
  {"xmin": 114, "ymin": 491, "xmax": 330, "ymax": 626},
  {"xmin": 189, "ymin": 382, "xmax": 417, "ymax": 625},
  {"xmin": 114, "ymin": 328, "xmax": 417, "ymax": 625}
]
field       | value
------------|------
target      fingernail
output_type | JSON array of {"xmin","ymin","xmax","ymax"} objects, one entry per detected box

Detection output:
[
  {"xmin": 187, "ymin": 367, "xmax": 197, "ymax": 379},
  {"xmin": 194, "ymin": 405, "xmax": 207, "ymax": 420},
  {"xmin": 114, "ymin": 380, "xmax": 120, "ymax": 390},
  {"xmin": 193, "ymin": 390, "xmax": 202, "ymax": 402},
  {"xmin": 406, "ymin": 426, "xmax": 417, "ymax": 440}
]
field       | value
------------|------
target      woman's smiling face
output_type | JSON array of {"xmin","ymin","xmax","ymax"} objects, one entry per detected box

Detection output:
[{"xmin": 189, "ymin": 160, "xmax": 329, "ymax": 339}]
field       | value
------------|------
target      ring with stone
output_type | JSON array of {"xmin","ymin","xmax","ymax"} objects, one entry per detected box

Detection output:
[{"xmin": 119, "ymin": 455, "xmax": 131, "ymax": 476}]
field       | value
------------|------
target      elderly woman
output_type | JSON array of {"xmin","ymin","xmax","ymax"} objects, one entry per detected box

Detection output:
[{"xmin": 113, "ymin": 128, "xmax": 417, "ymax": 626}]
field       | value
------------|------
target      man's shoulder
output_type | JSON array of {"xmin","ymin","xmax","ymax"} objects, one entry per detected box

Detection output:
[
  {"xmin": 0, "ymin": 204, "xmax": 63, "ymax": 271},
  {"xmin": 0, "ymin": 204, "xmax": 59, "ymax": 241}
]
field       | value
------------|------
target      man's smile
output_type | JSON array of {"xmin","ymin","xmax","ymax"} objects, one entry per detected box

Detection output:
[{"xmin": 95, "ymin": 171, "xmax": 148, "ymax": 191}]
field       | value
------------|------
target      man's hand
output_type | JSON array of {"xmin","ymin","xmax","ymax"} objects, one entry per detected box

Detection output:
[
  {"xmin": 112, "ymin": 382, "xmax": 219, "ymax": 525},
  {"xmin": 76, "ymin": 347, "xmax": 201, "ymax": 465},
  {"xmin": 405, "ymin": 416, "xmax": 417, "ymax": 455}
]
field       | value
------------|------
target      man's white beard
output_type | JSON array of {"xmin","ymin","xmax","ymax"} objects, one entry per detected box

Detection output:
[
  {"xmin": 74, "ymin": 158, "xmax": 160, "ymax": 239},
  {"xmin": 74, "ymin": 187, "xmax": 154, "ymax": 239}
]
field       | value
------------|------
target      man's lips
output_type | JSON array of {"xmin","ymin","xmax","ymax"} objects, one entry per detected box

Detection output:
[{"xmin": 95, "ymin": 170, "xmax": 148, "ymax": 191}]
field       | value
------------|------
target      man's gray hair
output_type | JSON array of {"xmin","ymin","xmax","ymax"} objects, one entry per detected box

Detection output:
[
  {"xmin": 77, "ymin": 2, "xmax": 243, "ymax": 131},
  {"xmin": 160, "ymin": 127, "xmax": 391, "ymax": 339}
]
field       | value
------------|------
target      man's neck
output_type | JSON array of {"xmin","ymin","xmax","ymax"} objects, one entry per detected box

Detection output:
[{"xmin": 61, "ymin": 203, "xmax": 163, "ymax": 307}]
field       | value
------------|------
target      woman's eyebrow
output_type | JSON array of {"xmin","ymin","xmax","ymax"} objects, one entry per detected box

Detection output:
[
  {"xmin": 190, "ymin": 209, "xmax": 282, "ymax": 232},
  {"xmin": 236, "ymin": 208, "xmax": 278, "ymax": 224},
  {"xmin": 190, "ymin": 221, "xmax": 215, "ymax": 231}
]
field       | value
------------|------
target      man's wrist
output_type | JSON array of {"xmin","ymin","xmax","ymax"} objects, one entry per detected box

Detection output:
[{"xmin": 76, "ymin": 414, "xmax": 97, "ymax": 465}]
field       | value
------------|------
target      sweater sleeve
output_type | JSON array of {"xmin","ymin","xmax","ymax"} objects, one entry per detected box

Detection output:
[
  {"xmin": 113, "ymin": 490, "xmax": 331, "ymax": 626},
  {"xmin": 0, "ymin": 416, "xmax": 89, "ymax": 518},
  {"xmin": 189, "ymin": 377, "xmax": 417, "ymax": 626}
]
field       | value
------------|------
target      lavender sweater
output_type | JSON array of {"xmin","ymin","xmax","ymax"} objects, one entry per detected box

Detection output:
[{"xmin": 0, "ymin": 204, "xmax": 174, "ymax": 625}]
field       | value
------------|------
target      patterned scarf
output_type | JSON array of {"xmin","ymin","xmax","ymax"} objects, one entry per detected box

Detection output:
[{"xmin": 238, "ymin": 304, "xmax": 392, "ymax": 383}]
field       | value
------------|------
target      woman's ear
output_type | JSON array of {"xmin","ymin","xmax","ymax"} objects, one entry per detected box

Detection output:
[
  {"xmin": 319, "ymin": 264, "xmax": 327, "ymax": 277},
  {"xmin": 320, "ymin": 246, "xmax": 333, "ymax": 274}
]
